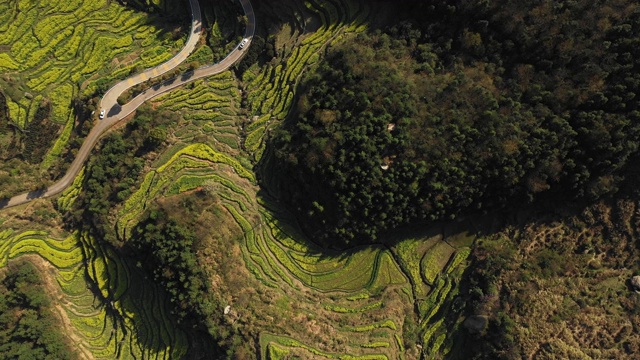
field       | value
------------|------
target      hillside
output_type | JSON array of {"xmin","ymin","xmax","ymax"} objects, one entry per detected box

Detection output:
[
  {"xmin": 0, "ymin": 0, "xmax": 192, "ymax": 198},
  {"xmin": 457, "ymin": 195, "xmax": 640, "ymax": 359},
  {"xmin": 264, "ymin": 0, "xmax": 640, "ymax": 245},
  {"xmin": 0, "ymin": 0, "xmax": 639, "ymax": 359}
]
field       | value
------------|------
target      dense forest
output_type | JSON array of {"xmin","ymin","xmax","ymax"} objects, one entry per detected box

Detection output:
[
  {"xmin": 0, "ymin": 260, "xmax": 75, "ymax": 359},
  {"xmin": 264, "ymin": 0, "xmax": 640, "ymax": 245}
]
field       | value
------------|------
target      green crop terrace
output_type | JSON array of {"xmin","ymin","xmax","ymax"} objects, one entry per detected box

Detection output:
[
  {"xmin": 0, "ymin": 0, "xmax": 478, "ymax": 358},
  {"xmin": 0, "ymin": 0, "xmax": 185, "ymax": 172}
]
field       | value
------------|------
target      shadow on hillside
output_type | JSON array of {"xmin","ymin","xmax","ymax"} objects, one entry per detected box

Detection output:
[
  {"xmin": 116, "ymin": 0, "xmax": 190, "ymax": 28},
  {"xmin": 82, "ymin": 243, "xmax": 221, "ymax": 359},
  {"xmin": 255, "ymin": 188, "xmax": 499, "ymax": 263},
  {"xmin": 180, "ymin": 71, "xmax": 194, "ymax": 82},
  {"xmin": 249, "ymin": 0, "xmax": 412, "ymax": 42},
  {"xmin": 235, "ymin": 0, "xmax": 370, "ymax": 75},
  {"xmin": 256, "ymin": 190, "xmax": 353, "ymax": 263},
  {"xmin": 152, "ymin": 76, "xmax": 177, "ymax": 91}
]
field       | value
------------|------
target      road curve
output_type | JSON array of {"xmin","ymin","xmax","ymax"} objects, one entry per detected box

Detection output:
[
  {"xmin": 117, "ymin": 0, "xmax": 256, "ymax": 120},
  {"xmin": 0, "ymin": 0, "xmax": 255, "ymax": 210}
]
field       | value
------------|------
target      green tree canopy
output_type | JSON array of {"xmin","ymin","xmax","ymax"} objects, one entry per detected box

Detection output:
[{"xmin": 264, "ymin": 0, "xmax": 640, "ymax": 246}]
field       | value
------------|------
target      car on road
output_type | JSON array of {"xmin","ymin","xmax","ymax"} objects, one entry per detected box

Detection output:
[
  {"xmin": 99, "ymin": 109, "xmax": 105, "ymax": 119},
  {"xmin": 239, "ymin": 38, "xmax": 248, "ymax": 49}
]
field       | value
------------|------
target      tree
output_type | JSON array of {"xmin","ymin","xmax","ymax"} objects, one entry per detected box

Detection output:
[
  {"xmin": 263, "ymin": 0, "xmax": 640, "ymax": 246},
  {"xmin": 0, "ymin": 260, "xmax": 75, "ymax": 359}
]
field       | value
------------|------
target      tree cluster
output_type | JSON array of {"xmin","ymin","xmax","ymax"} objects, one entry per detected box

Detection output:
[
  {"xmin": 23, "ymin": 101, "xmax": 60, "ymax": 164},
  {"xmin": 126, "ymin": 192, "xmax": 249, "ymax": 358},
  {"xmin": 0, "ymin": 260, "xmax": 75, "ymax": 359},
  {"xmin": 67, "ymin": 105, "xmax": 173, "ymax": 245},
  {"xmin": 202, "ymin": 0, "xmax": 246, "ymax": 64},
  {"xmin": 114, "ymin": 0, "xmax": 188, "ymax": 21},
  {"xmin": 264, "ymin": 0, "xmax": 640, "ymax": 245},
  {"xmin": 129, "ymin": 207, "xmax": 210, "ymax": 325},
  {"xmin": 0, "ymin": 92, "xmax": 8, "ymax": 134}
]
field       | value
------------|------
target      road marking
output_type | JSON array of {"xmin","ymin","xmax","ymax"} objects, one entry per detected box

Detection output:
[
  {"xmin": 127, "ymin": 79, "xmax": 134, "ymax": 85},
  {"xmin": 140, "ymin": 73, "xmax": 147, "ymax": 81}
]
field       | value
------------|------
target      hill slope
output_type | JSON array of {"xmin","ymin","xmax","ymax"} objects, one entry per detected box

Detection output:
[{"xmin": 264, "ymin": 0, "xmax": 640, "ymax": 245}]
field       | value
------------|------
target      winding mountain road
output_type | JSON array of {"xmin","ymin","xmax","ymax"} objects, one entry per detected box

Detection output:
[{"xmin": 0, "ymin": 0, "xmax": 255, "ymax": 210}]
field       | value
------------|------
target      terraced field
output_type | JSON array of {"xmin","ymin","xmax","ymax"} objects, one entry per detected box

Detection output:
[
  {"xmin": 102, "ymin": 1, "xmax": 477, "ymax": 357},
  {"xmin": 1, "ymin": 0, "xmax": 478, "ymax": 358},
  {"xmin": 0, "ymin": 228, "xmax": 189, "ymax": 359},
  {"xmin": 241, "ymin": 0, "xmax": 369, "ymax": 161},
  {"xmin": 0, "ymin": 0, "xmax": 186, "ymax": 169}
]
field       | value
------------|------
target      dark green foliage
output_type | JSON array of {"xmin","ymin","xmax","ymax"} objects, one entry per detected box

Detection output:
[
  {"xmin": 70, "ymin": 132, "xmax": 144, "ymax": 244},
  {"xmin": 0, "ymin": 92, "xmax": 8, "ymax": 134},
  {"xmin": 127, "ymin": 199, "xmax": 237, "ymax": 357},
  {"xmin": 0, "ymin": 97, "xmax": 60, "ymax": 165},
  {"xmin": 236, "ymin": 35, "xmax": 276, "ymax": 75},
  {"xmin": 129, "ymin": 208, "xmax": 208, "ymax": 324},
  {"xmin": 68, "ymin": 105, "xmax": 175, "ymax": 245},
  {"xmin": 265, "ymin": 0, "xmax": 640, "ymax": 245},
  {"xmin": 455, "ymin": 236, "xmax": 519, "ymax": 359},
  {"xmin": 265, "ymin": 36, "xmax": 419, "ymax": 243},
  {"xmin": 23, "ymin": 101, "xmax": 60, "ymax": 164},
  {"xmin": 203, "ymin": 0, "xmax": 246, "ymax": 63},
  {"xmin": 146, "ymin": 127, "xmax": 167, "ymax": 149},
  {"xmin": 0, "ymin": 92, "xmax": 19, "ymax": 163},
  {"xmin": 114, "ymin": 0, "xmax": 188, "ymax": 21},
  {"xmin": 0, "ymin": 93, "xmax": 56, "ymax": 197},
  {"xmin": 0, "ymin": 260, "xmax": 75, "ymax": 360}
]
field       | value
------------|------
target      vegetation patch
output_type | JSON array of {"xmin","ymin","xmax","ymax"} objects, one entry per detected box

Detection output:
[
  {"xmin": 0, "ymin": 259, "xmax": 75, "ymax": 359},
  {"xmin": 458, "ymin": 198, "xmax": 640, "ymax": 359},
  {"xmin": 0, "ymin": 0, "xmax": 188, "ymax": 195},
  {"xmin": 0, "ymin": 229, "xmax": 190, "ymax": 359},
  {"xmin": 260, "ymin": 333, "xmax": 389, "ymax": 360},
  {"xmin": 420, "ymin": 242, "xmax": 456, "ymax": 285},
  {"xmin": 264, "ymin": 0, "xmax": 640, "ymax": 246}
]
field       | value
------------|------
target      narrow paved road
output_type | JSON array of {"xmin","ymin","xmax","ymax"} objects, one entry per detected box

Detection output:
[{"xmin": 0, "ymin": 0, "xmax": 255, "ymax": 210}]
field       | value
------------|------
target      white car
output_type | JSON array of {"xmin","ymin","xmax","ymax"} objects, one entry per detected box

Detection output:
[
  {"xmin": 239, "ymin": 38, "xmax": 248, "ymax": 49},
  {"xmin": 99, "ymin": 109, "xmax": 105, "ymax": 119}
]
